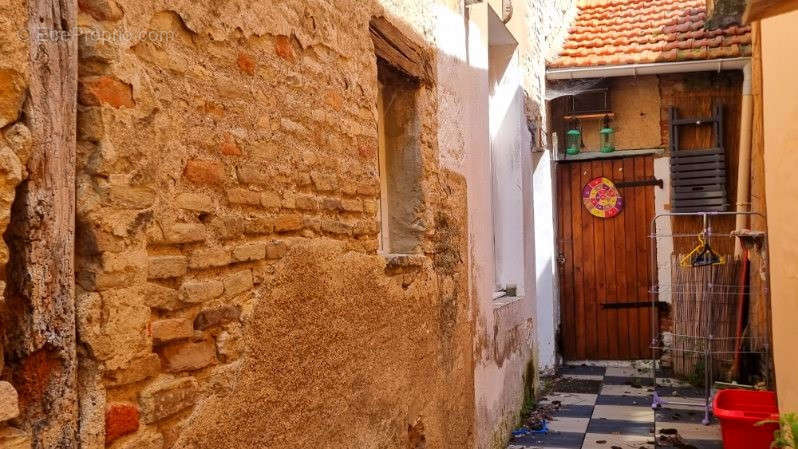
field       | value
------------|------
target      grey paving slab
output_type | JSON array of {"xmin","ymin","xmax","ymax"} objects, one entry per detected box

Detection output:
[
  {"xmin": 600, "ymin": 383, "xmax": 654, "ymax": 397},
  {"xmin": 540, "ymin": 392, "xmax": 598, "ymax": 407},
  {"xmin": 508, "ymin": 367, "xmax": 722, "ymax": 449},
  {"xmin": 586, "ymin": 418, "xmax": 655, "ymax": 436},
  {"xmin": 656, "ymin": 421, "xmax": 722, "ymax": 441},
  {"xmin": 511, "ymin": 430, "xmax": 585, "ymax": 449},
  {"xmin": 655, "ymin": 407, "xmax": 714, "ymax": 424},
  {"xmin": 592, "ymin": 405, "xmax": 654, "ymax": 422},
  {"xmin": 605, "ymin": 366, "xmax": 653, "ymax": 377},
  {"xmin": 654, "ymin": 384, "xmax": 707, "ymax": 398},
  {"xmin": 561, "ymin": 373, "xmax": 604, "ymax": 381},
  {"xmin": 595, "ymin": 394, "xmax": 651, "ymax": 406},
  {"xmin": 553, "ymin": 378, "xmax": 604, "ymax": 394},
  {"xmin": 548, "ymin": 417, "xmax": 590, "ymax": 433},
  {"xmin": 603, "ymin": 375, "xmax": 655, "ymax": 386},
  {"xmin": 581, "ymin": 432, "xmax": 655, "ymax": 449},
  {"xmin": 681, "ymin": 439, "xmax": 724, "ymax": 449},
  {"xmin": 559, "ymin": 365, "xmax": 606, "ymax": 376},
  {"xmin": 554, "ymin": 404, "xmax": 595, "ymax": 419}
]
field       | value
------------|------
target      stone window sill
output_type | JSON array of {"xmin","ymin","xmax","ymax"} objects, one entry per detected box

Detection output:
[
  {"xmin": 383, "ymin": 253, "xmax": 426, "ymax": 272},
  {"xmin": 493, "ymin": 295, "xmax": 522, "ymax": 310}
]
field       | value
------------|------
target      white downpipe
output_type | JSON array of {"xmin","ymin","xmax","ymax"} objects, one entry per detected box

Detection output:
[
  {"xmin": 546, "ymin": 57, "xmax": 750, "ymax": 79},
  {"xmin": 734, "ymin": 62, "xmax": 754, "ymax": 257}
]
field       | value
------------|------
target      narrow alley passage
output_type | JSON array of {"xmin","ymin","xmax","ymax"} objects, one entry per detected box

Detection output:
[
  {"xmin": 509, "ymin": 364, "xmax": 722, "ymax": 449},
  {"xmin": 3, "ymin": 0, "xmax": 798, "ymax": 446}
]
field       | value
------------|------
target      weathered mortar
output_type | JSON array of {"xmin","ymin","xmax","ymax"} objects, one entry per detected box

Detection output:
[{"xmin": 67, "ymin": 0, "xmax": 475, "ymax": 447}]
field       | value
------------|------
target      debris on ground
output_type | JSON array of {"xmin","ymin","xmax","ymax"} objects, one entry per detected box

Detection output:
[
  {"xmin": 511, "ymin": 401, "xmax": 559, "ymax": 438},
  {"xmin": 657, "ymin": 428, "xmax": 699, "ymax": 449},
  {"xmin": 511, "ymin": 384, "xmax": 563, "ymax": 440},
  {"xmin": 552, "ymin": 376, "xmax": 603, "ymax": 394},
  {"xmin": 625, "ymin": 378, "xmax": 644, "ymax": 388},
  {"xmin": 525, "ymin": 402, "xmax": 559, "ymax": 430},
  {"xmin": 510, "ymin": 427, "xmax": 531, "ymax": 438}
]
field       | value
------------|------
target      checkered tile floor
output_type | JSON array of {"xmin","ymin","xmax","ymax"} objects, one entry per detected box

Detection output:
[{"xmin": 509, "ymin": 363, "xmax": 723, "ymax": 449}]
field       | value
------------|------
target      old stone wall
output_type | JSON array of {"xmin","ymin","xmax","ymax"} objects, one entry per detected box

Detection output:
[
  {"xmin": 67, "ymin": 0, "xmax": 474, "ymax": 448},
  {"xmin": 0, "ymin": 0, "xmax": 576, "ymax": 448},
  {"xmin": 0, "ymin": 0, "xmax": 34, "ymax": 445}
]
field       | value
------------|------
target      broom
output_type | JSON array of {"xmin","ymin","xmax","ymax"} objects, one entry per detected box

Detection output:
[{"xmin": 729, "ymin": 249, "xmax": 750, "ymax": 381}]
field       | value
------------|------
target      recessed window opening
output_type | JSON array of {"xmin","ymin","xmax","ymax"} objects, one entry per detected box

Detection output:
[
  {"xmin": 376, "ymin": 59, "xmax": 424, "ymax": 254},
  {"xmin": 488, "ymin": 6, "xmax": 525, "ymax": 299}
]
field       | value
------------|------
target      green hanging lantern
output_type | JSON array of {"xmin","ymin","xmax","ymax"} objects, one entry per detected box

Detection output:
[
  {"xmin": 566, "ymin": 129, "xmax": 581, "ymax": 155},
  {"xmin": 599, "ymin": 126, "xmax": 615, "ymax": 153}
]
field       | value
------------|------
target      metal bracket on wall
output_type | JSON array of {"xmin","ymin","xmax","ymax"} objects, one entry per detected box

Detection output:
[{"xmin": 501, "ymin": 0, "xmax": 513, "ymax": 22}]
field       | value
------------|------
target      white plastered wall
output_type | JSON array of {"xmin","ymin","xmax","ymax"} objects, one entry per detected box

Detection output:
[
  {"xmin": 532, "ymin": 150, "xmax": 557, "ymax": 372},
  {"xmin": 379, "ymin": 1, "xmax": 575, "ymax": 446},
  {"xmin": 489, "ymin": 18, "xmax": 526, "ymax": 297}
]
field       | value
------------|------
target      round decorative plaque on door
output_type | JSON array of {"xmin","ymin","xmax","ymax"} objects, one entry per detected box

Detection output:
[{"xmin": 582, "ymin": 176, "xmax": 623, "ymax": 218}]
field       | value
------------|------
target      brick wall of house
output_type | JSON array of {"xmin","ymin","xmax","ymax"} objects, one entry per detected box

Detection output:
[{"xmin": 69, "ymin": 1, "xmax": 475, "ymax": 448}]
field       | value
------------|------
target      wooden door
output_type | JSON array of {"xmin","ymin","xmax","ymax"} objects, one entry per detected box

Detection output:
[{"xmin": 556, "ymin": 155, "xmax": 655, "ymax": 360}]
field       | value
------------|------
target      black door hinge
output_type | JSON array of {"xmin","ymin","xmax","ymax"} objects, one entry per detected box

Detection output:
[
  {"xmin": 601, "ymin": 301, "xmax": 668, "ymax": 309},
  {"xmin": 615, "ymin": 178, "xmax": 663, "ymax": 189}
]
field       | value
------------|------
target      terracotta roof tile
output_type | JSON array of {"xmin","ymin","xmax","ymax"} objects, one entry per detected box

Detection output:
[{"xmin": 549, "ymin": 0, "xmax": 752, "ymax": 69}]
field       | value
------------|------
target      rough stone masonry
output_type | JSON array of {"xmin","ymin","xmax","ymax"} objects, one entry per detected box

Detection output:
[
  {"xmin": 1, "ymin": 0, "xmax": 36, "ymax": 446},
  {"xmin": 1, "ymin": 0, "xmax": 483, "ymax": 448}
]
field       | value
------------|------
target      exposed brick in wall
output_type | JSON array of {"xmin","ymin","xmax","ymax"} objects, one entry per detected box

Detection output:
[
  {"xmin": 105, "ymin": 403, "xmax": 139, "ymax": 443},
  {"xmin": 70, "ymin": 1, "xmax": 473, "ymax": 448}
]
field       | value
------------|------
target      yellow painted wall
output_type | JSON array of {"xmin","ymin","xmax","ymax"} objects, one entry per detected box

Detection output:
[{"xmin": 761, "ymin": 9, "xmax": 798, "ymax": 412}]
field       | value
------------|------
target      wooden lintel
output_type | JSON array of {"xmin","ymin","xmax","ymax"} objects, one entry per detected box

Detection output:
[
  {"xmin": 370, "ymin": 16, "xmax": 432, "ymax": 83},
  {"xmin": 744, "ymin": 0, "xmax": 798, "ymax": 23}
]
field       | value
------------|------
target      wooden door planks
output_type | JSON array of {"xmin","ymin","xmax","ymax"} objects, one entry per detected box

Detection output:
[{"xmin": 557, "ymin": 155, "xmax": 655, "ymax": 360}]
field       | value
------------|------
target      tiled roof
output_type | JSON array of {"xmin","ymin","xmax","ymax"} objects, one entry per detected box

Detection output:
[{"xmin": 549, "ymin": 0, "xmax": 752, "ymax": 69}]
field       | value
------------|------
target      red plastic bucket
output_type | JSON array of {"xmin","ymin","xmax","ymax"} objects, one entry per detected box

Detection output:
[{"xmin": 713, "ymin": 389, "xmax": 780, "ymax": 449}]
